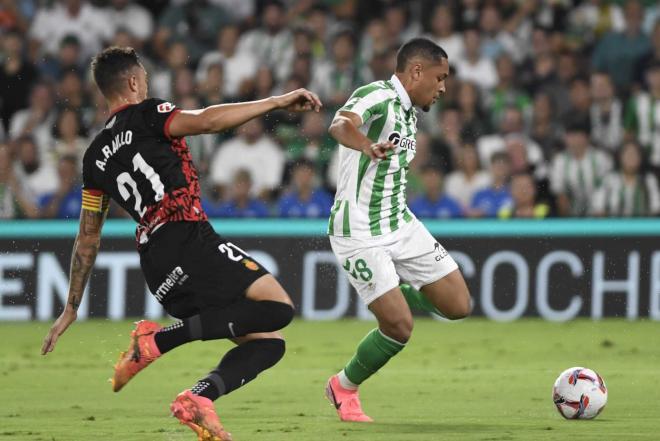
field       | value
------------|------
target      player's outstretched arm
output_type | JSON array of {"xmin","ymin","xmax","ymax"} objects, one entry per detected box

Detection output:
[
  {"xmin": 328, "ymin": 111, "xmax": 394, "ymax": 160},
  {"xmin": 41, "ymin": 207, "xmax": 107, "ymax": 355},
  {"xmin": 168, "ymin": 88, "xmax": 322, "ymax": 138}
]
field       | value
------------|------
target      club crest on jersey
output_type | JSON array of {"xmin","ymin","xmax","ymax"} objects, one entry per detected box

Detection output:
[
  {"xmin": 242, "ymin": 258, "xmax": 260, "ymax": 271},
  {"xmin": 95, "ymin": 130, "xmax": 133, "ymax": 171},
  {"xmin": 388, "ymin": 131, "xmax": 416, "ymax": 152},
  {"xmin": 157, "ymin": 102, "xmax": 175, "ymax": 113}
]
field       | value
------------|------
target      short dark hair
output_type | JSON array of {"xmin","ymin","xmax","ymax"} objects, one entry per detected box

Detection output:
[
  {"xmin": 564, "ymin": 116, "xmax": 590, "ymax": 134},
  {"xmin": 491, "ymin": 151, "xmax": 510, "ymax": 164},
  {"xmin": 91, "ymin": 46, "xmax": 142, "ymax": 97},
  {"xmin": 395, "ymin": 38, "xmax": 447, "ymax": 72},
  {"xmin": 293, "ymin": 157, "xmax": 315, "ymax": 170},
  {"xmin": 420, "ymin": 162, "xmax": 443, "ymax": 174},
  {"xmin": 332, "ymin": 29, "xmax": 357, "ymax": 47}
]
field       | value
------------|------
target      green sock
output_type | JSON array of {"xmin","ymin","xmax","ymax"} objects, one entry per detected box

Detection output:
[
  {"xmin": 343, "ymin": 328, "xmax": 406, "ymax": 385},
  {"xmin": 400, "ymin": 284, "xmax": 441, "ymax": 315}
]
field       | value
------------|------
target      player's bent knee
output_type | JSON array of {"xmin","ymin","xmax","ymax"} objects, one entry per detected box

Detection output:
[
  {"xmin": 246, "ymin": 274, "xmax": 294, "ymax": 307},
  {"xmin": 443, "ymin": 292, "xmax": 472, "ymax": 320},
  {"xmin": 265, "ymin": 301, "xmax": 295, "ymax": 330},
  {"xmin": 380, "ymin": 316, "xmax": 414, "ymax": 343},
  {"xmin": 262, "ymin": 337, "xmax": 286, "ymax": 366}
]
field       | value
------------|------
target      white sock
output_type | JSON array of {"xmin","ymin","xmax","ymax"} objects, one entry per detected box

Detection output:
[{"xmin": 337, "ymin": 369, "xmax": 358, "ymax": 390}]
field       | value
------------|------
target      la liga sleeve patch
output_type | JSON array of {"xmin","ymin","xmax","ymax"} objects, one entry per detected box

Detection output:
[{"xmin": 157, "ymin": 102, "xmax": 175, "ymax": 113}]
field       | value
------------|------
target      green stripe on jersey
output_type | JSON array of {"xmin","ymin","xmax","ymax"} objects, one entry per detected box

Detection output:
[
  {"xmin": 403, "ymin": 207, "xmax": 413, "ymax": 222},
  {"xmin": 361, "ymin": 99, "xmax": 390, "ymax": 136},
  {"xmin": 352, "ymin": 83, "xmax": 386, "ymax": 99},
  {"xmin": 369, "ymin": 151, "xmax": 393, "ymax": 236},
  {"xmin": 389, "ymin": 168, "xmax": 402, "ymax": 231},
  {"xmin": 341, "ymin": 83, "xmax": 388, "ymax": 117},
  {"xmin": 356, "ymin": 98, "xmax": 390, "ymax": 203},
  {"xmin": 356, "ymin": 153, "xmax": 370, "ymax": 202},
  {"xmin": 328, "ymin": 199, "xmax": 341, "ymax": 235},
  {"xmin": 366, "ymin": 100, "xmax": 393, "ymax": 235},
  {"xmin": 388, "ymin": 100, "xmax": 404, "ymax": 232},
  {"xmin": 342, "ymin": 200, "xmax": 351, "ymax": 237},
  {"xmin": 389, "ymin": 151, "xmax": 410, "ymax": 231}
]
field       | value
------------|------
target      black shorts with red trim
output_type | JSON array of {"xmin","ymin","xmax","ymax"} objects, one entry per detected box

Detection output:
[{"xmin": 139, "ymin": 221, "xmax": 269, "ymax": 319}]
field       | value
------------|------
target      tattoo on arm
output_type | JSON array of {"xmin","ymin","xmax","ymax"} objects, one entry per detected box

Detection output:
[{"xmin": 66, "ymin": 209, "xmax": 105, "ymax": 311}]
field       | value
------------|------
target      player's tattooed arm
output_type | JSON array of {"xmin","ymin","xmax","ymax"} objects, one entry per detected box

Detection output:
[
  {"xmin": 168, "ymin": 88, "xmax": 322, "ymax": 137},
  {"xmin": 41, "ymin": 207, "xmax": 107, "ymax": 355},
  {"xmin": 66, "ymin": 208, "xmax": 105, "ymax": 310}
]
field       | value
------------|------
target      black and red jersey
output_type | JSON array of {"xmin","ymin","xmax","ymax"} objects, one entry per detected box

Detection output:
[{"xmin": 82, "ymin": 98, "xmax": 207, "ymax": 245}]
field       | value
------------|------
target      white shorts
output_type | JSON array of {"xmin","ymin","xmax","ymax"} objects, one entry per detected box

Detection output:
[{"xmin": 329, "ymin": 219, "xmax": 459, "ymax": 305}]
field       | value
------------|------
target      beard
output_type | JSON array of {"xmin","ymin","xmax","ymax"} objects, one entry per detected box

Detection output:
[{"xmin": 421, "ymin": 105, "xmax": 431, "ymax": 112}]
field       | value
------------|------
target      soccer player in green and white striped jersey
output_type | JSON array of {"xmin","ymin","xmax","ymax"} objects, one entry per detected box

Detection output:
[{"xmin": 324, "ymin": 38, "xmax": 471, "ymax": 423}]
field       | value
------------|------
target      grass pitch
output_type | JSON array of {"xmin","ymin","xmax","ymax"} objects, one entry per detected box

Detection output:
[{"xmin": 1, "ymin": 318, "xmax": 659, "ymax": 441}]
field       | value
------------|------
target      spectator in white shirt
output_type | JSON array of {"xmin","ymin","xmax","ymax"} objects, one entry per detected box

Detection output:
[
  {"xmin": 445, "ymin": 143, "xmax": 491, "ymax": 209},
  {"xmin": 456, "ymin": 27, "xmax": 498, "ymax": 91},
  {"xmin": 237, "ymin": 1, "xmax": 292, "ymax": 81},
  {"xmin": 0, "ymin": 143, "xmax": 38, "ymax": 219},
  {"xmin": 382, "ymin": 2, "xmax": 421, "ymax": 46},
  {"xmin": 592, "ymin": 141, "xmax": 660, "ymax": 216},
  {"xmin": 311, "ymin": 30, "xmax": 370, "ymax": 110},
  {"xmin": 551, "ymin": 119, "xmax": 613, "ymax": 216},
  {"xmin": 209, "ymin": 117, "xmax": 285, "ymax": 200},
  {"xmin": 13, "ymin": 135, "xmax": 58, "ymax": 200},
  {"xmin": 477, "ymin": 107, "xmax": 547, "ymax": 180},
  {"xmin": 106, "ymin": 0, "xmax": 154, "ymax": 47},
  {"xmin": 29, "ymin": 0, "xmax": 112, "ymax": 61},
  {"xmin": 196, "ymin": 61, "xmax": 225, "ymax": 107},
  {"xmin": 197, "ymin": 24, "xmax": 258, "ymax": 99},
  {"xmin": 359, "ymin": 18, "xmax": 395, "ymax": 67},
  {"xmin": 9, "ymin": 83, "xmax": 56, "ymax": 163},
  {"xmin": 590, "ymin": 71, "xmax": 624, "ymax": 153},
  {"xmin": 479, "ymin": 4, "xmax": 523, "ymax": 63},
  {"xmin": 52, "ymin": 107, "xmax": 88, "ymax": 166},
  {"xmin": 425, "ymin": 4, "xmax": 464, "ymax": 64},
  {"xmin": 150, "ymin": 41, "xmax": 190, "ymax": 101},
  {"xmin": 208, "ymin": 0, "xmax": 255, "ymax": 23}
]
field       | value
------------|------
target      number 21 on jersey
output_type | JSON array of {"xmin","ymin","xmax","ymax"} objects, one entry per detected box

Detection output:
[{"xmin": 116, "ymin": 153, "xmax": 165, "ymax": 217}]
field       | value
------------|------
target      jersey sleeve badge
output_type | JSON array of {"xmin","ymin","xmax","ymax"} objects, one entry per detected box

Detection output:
[{"xmin": 157, "ymin": 102, "xmax": 175, "ymax": 113}]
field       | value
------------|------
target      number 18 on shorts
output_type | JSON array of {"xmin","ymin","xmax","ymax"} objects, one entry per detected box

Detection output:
[{"xmin": 330, "ymin": 219, "xmax": 458, "ymax": 305}]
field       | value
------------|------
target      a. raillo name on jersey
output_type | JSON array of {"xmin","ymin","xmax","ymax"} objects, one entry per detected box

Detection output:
[
  {"xmin": 388, "ymin": 131, "xmax": 416, "ymax": 152},
  {"xmin": 96, "ymin": 130, "xmax": 133, "ymax": 171}
]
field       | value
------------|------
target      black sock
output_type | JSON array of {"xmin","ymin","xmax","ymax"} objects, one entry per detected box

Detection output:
[
  {"xmin": 153, "ymin": 300, "xmax": 294, "ymax": 354},
  {"xmin": 153, "ymin": 317, "xmax": 200, "ymax": 354},
  {"xmin": 191, "ymin": 338, "xmax": 286, "ymax": 401}
]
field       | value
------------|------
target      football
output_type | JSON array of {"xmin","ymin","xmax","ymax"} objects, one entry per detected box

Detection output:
[{"xmin": 552, "ymin": 367, "xmax": 608, "ymax": 419}]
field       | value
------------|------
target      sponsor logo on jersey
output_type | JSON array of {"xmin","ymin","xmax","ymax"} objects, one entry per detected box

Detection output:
[
  {"xmin": 154, "ymin": 266, "xmax": 189, "ymax": 301},
  {"xmin": 157, "ymin": 102, "xmax": 175, "ymax": 113},
  {"xmin": 434, "ymin": 242, "xmax": 448, "ymax": 261},
  {"xmin": 95, "ymin": 130, "xmax": 134, "ymax": 171},
  {"xmin": 388, "ymin": 131, "xmax": 416, "ymax": 152}
]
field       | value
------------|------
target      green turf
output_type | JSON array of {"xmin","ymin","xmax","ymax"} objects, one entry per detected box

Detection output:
[{"xmin": 1, "ymin": 319, "xmax": 659, "ymax": 441}]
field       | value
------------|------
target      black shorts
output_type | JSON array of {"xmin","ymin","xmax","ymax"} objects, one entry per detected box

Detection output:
[{"xmin": 139, "ymin": 221, "xmax": 269, "ymax": 319}]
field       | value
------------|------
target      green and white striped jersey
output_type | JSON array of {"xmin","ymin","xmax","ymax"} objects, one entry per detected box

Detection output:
[{"xmin": 328, "ymin": 75, "xmax": 418, "ymax": 238}]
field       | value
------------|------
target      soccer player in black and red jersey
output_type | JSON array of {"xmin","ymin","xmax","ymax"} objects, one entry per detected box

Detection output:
[{"xmin": 40, "ymin": 47, "xmax": 322, "ymax": 441}]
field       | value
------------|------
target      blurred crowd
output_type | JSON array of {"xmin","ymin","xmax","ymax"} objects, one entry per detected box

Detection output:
[{"xmin": 2, "ymin": 0, "xmax": 660, "ymax": 220}]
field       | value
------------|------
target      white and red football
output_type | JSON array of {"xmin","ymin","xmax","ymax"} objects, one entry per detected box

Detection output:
[{"xmin": 552, "ymin": 367, "xmax": 608, "ymax": 419}]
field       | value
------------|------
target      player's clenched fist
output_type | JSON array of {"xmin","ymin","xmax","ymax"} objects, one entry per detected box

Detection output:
[
  {"xmin": 363, "ymin": 141, "xmax": 395, "ymax": 160},
  {"xmin": 272, "ymin": 88, "xmax": 323, "ymax": 113}
]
